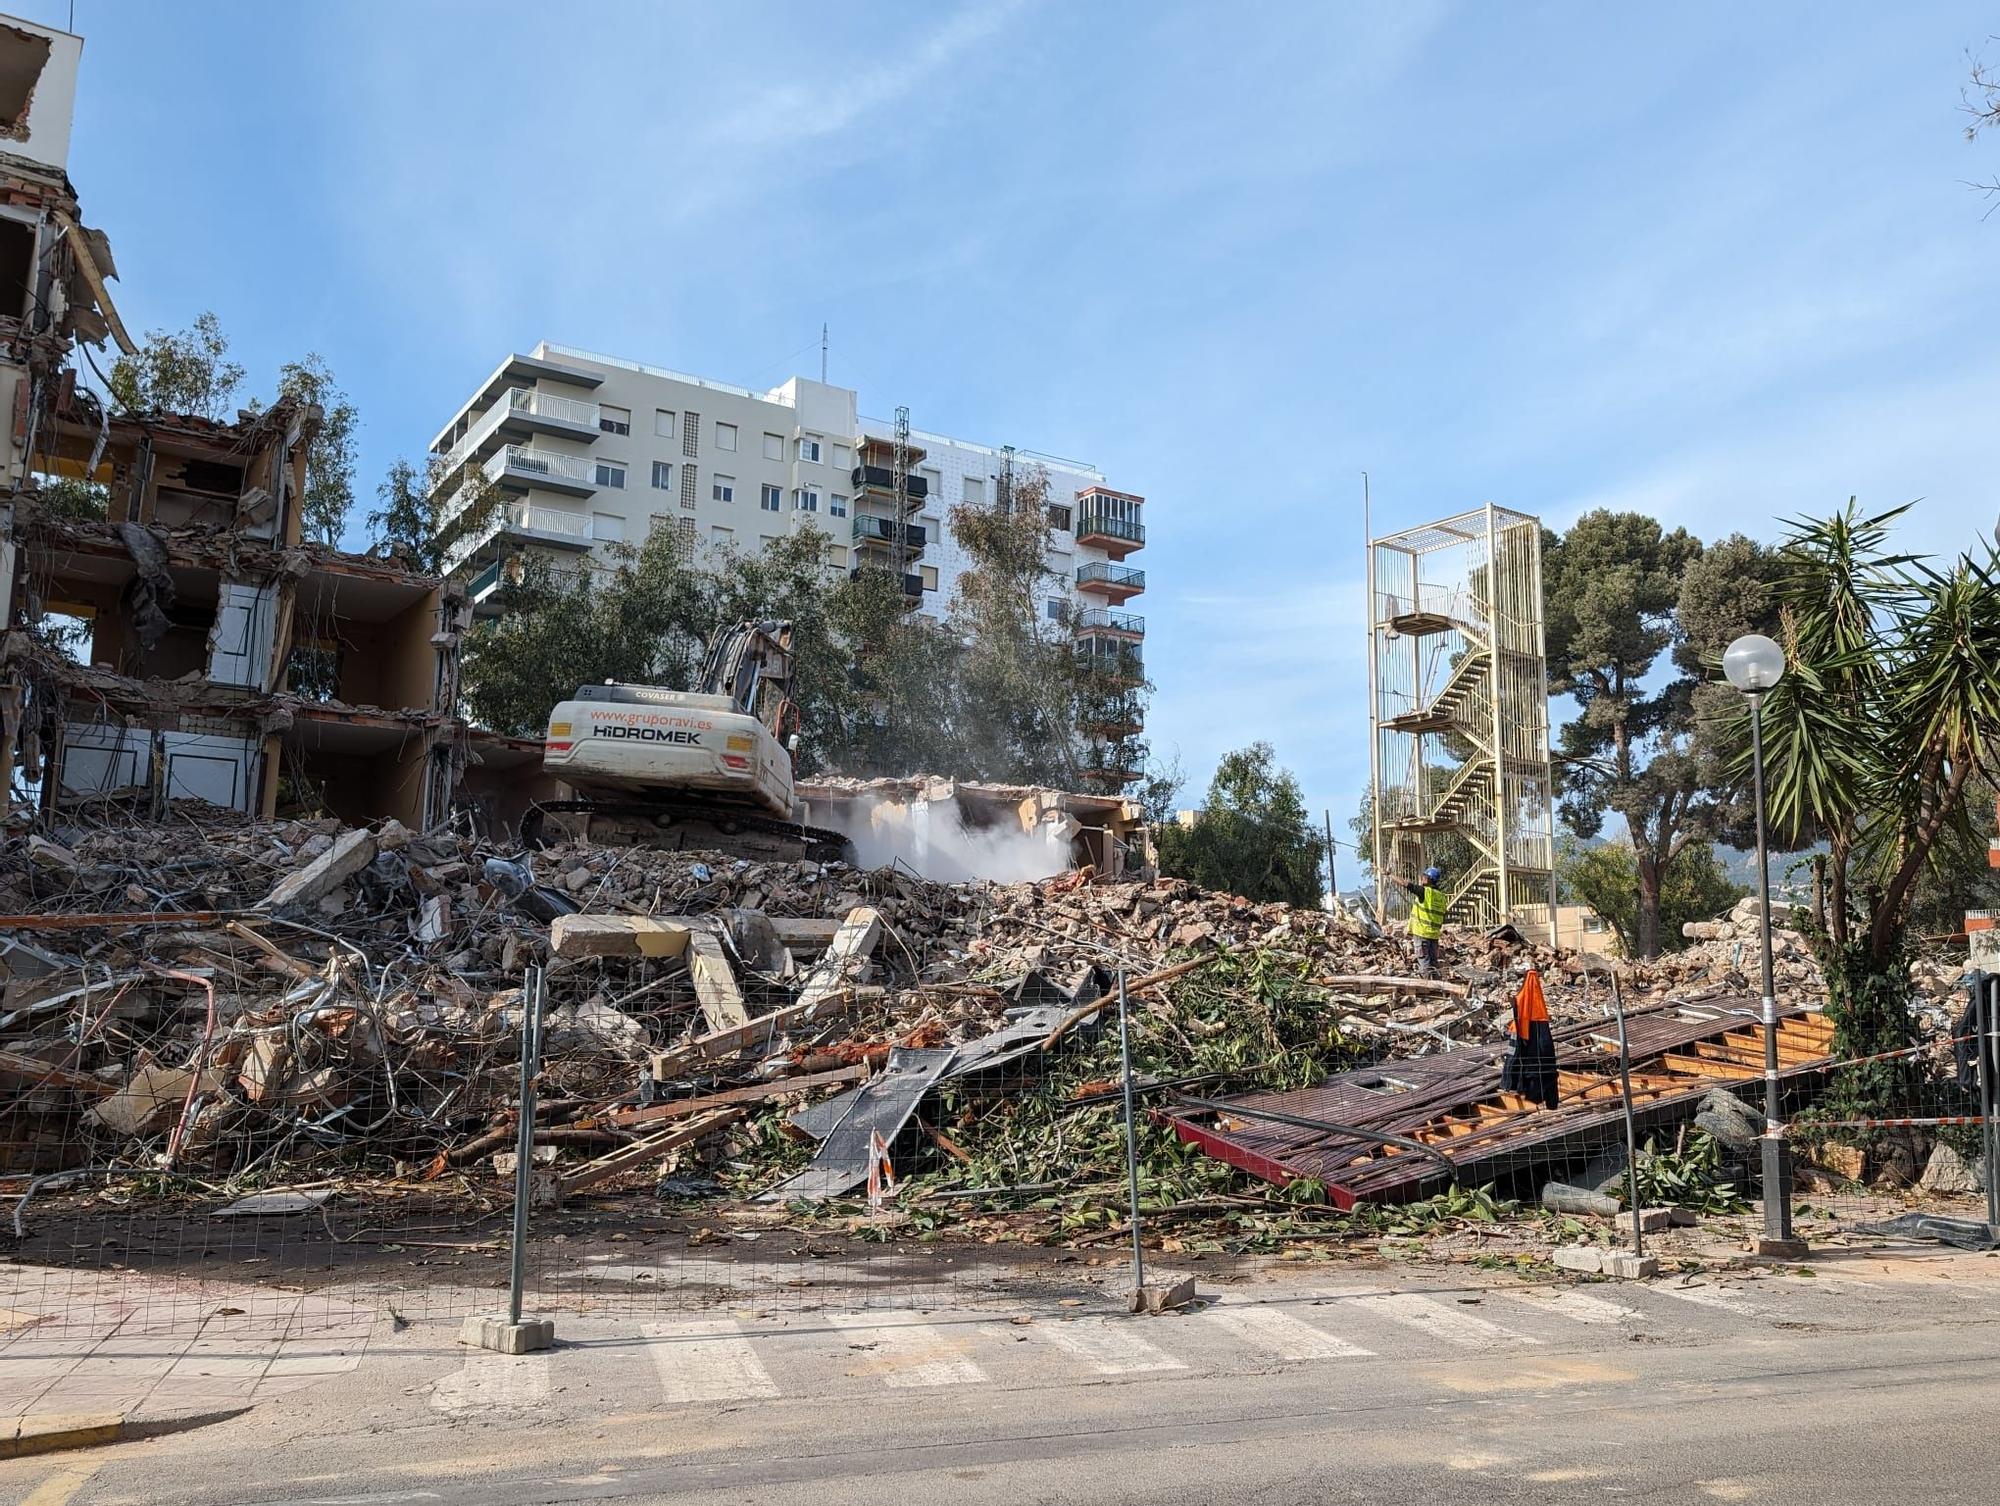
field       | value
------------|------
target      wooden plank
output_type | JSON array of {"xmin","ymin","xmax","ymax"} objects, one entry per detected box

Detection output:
[
  {"xmin": 0, "ymin": 1047, "xmax": 114, "ymax": 1095},
  {"xmin": 604, "ymin": 1064, "xmax": 871, "ymax": 1129},
  {"xmin": 686, "ymin": 930, "xmax": 747, "ymax": 1033},
  {"xmin": 557, "ymin": 1108, "xmax": 741, "ymax": 1199},
  {"xmin": 647, "ymin": 986, "xmax": 877, "ymax": 1083}
]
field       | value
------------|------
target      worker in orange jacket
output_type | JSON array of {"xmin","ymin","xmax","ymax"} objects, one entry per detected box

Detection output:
[{"xmin": 1500, "ymin": 964, "xmax": 1559, "ymax": 1109}]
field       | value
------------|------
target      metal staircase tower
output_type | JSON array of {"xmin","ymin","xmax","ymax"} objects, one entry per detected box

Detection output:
[{"xmin": 1367, "ymin": 503, "xmax": 1557, "ymax": 939}]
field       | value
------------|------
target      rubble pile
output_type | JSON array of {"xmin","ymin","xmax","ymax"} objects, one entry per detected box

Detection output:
[
  {"xmin": 0, "ymin": 812, "xmax": 1973, "ymax": 1242},
  {"xmin": 0, "ymin": 812, "xmax": 1535, "ymax": 1210},
  {"xmin": 1616, "ymin": 896, "xmax": 1966, "ymax": 1017}
]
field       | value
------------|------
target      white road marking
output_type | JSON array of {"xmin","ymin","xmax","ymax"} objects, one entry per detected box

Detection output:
[
  {"xmin": 1033, "ymin": 1316, "xmax": 1188, "ymax": 1374},
  {"xmin": 429, "ymin": 1350, "xmax": 551, "ymax": 1413},
  {"xmin": 1203, "ymin": 1304, "xmax": 1374, "ymax": 1360},
  {"xmin": 1652, "ymin": 1281, "xmax": 1758, "ymax": 1314},
  {"xmin": 643, "ymin": 1318, "xmax": 780, "ymax": 1403},
  {"xmin": 1513, "ymin": 1289, "xmax": 1645, "ymax": 1325},
  {"xmin": 1351, "ymin": 1292, "xmax": 1542, "ymax": 1349},
  {"xmin": 828, "ymin": 1311, "xmax": 987, "ymax": 1388}
]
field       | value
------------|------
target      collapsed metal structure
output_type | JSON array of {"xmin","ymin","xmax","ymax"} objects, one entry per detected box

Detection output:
[
  {"xmin": 1164, "ymin": 1004, "xmax": 1838, "ymax": 1207},
  {"xmin": 1367, "ymin": 503, "xmax": 1558, "ymax": 936}
]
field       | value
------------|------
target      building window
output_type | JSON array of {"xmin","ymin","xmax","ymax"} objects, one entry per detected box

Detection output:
[
  {"xmin": 654, "ymin": 409, "xmax": 676, "ymax": 439},
  {"xmin": 761, "ymin": 484, "xmax": 782, "ymax": 513},
  {"xmin": 795, "ymin": 487, "xmax": 819, "ymax": 513},
  {"xmin": 716, "ymin": 421, "xmax": 737, "ymax": 452},
  {"xmin": 595, "ymin": 460, "xmax": 626, "ymax": 489},
  {"xmin": 679, "ymin": 465, "xmax": 698, "ymax": 511},
  {"xmin": 673, "ymin": 516, "xmax": 698, "ymax": 564},
  {"xmin": 829, "ymin": 493, "xmax": 848, "ymax": 518},
  {"xmin": 599, "ymin": 404, "xmax": 632, "ymax": 436},
  {"xmin": 762, "ymin": 431, "xmax": 784, "ymax": 461},
  {"xmin": 1047, "ymin": 504, "xmax": 1072, "ymax": 533},
  {"xmin": 1045, "ymin": 598, "xmax": 1064, "ymax": 621},
  {"xmin": 651, "ymin": 460, "xmax": 673, "ymax": 489},
  {"xmin": 832, "ymin": 443, "xmax": 853, "ymax": 471},
  {"xmin": 922, "ymin": 565, "xmax": 939, "ymax": 592},
  {"xmin": 713, "ymin": 476, "xmax": 735, "ymax": 504},
  {"xmin": 761, "ymin": 535, "xmax": 780, "ymax": 551},
  {"xmin": 798, "ymin": 435, "xmax": 823, "ymax": 464},
  {"xmin": 829, "ymin": 544, "xmax": 849, "ymax": 568},
  {"xmin": 650, "ymin": 512, "xmax": 673, "ymax": 535},
  {"xmin": 920, "ymin": 466, "xmax": 941, "ymax": 495},
  {"xmin": 593, "ymin": 512, "xmax": 625, "ymax": 542},
  {"xmin": 963, "ymin": 477, "xmax": 986, "ymax": 505},
  {"xmin": 682, "ymin": 411, "xmax": 700, "ymax": 459},
  {"xmin": 710, "ymin": 524, "xmax": 734, "ymax": 550}
]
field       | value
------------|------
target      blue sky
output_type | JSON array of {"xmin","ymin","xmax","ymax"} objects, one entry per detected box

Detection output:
[{"xmin": 22, "ymin": 1, "xmax": 2000, "ymax": 857}]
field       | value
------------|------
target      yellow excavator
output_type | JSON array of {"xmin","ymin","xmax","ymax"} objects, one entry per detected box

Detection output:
[{"xmin": 526, "ymin": 619, "xmax": 851, "ymax": 861}]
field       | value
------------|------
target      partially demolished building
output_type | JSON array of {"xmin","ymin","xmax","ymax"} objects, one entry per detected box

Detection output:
[{"xmin": 0, "ymin": 16, "xmax": 477, "ymax": 830}]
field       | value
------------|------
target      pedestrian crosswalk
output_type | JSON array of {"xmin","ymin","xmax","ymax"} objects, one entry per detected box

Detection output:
[{"xmin": 426, "ymin": 1277, "xmax": 1804, "ymax": 1415}]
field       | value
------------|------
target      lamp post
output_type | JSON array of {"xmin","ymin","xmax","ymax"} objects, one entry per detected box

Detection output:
[{"xmin": 1723, "ymin": 632, "xmax": 1805, "ymax": 1256}]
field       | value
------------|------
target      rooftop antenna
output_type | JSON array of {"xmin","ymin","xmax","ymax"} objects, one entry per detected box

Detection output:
[{"xmin": 820, "ymin": 324, "xmax": 828, "ymax": 384}]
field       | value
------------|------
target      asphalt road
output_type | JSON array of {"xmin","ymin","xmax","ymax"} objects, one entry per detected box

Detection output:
[{"xmin": 7, "ymin": 1257, "xmax": 1997, "ymax": 1505}]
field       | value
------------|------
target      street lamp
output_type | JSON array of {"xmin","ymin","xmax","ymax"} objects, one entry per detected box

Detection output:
[{"xmin": 1723, "ymin": 632, "xmax": 1805, "ymax": 1255}]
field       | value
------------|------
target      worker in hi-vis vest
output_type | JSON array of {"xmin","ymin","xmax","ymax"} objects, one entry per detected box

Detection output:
[{"xmin": 1398, "ymin": 865, "xmax": 1448, "ymax": 977}]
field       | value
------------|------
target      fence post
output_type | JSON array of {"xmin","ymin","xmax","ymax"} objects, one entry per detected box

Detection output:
[
  {"xmin": 465, "ymin": 964, "xmax": 555, "ymax": 1354},
  {"xmin": 1117, "ymin": 970, "xmax": 1148, "ymax": 1306},
  {"xmin": 1979, "ymin": 971, "xmax": 1998, "ymax": 1230},
  {"xmin": 1610, "ymin": 971, "xmax": 1642, "ymax": 1258}
]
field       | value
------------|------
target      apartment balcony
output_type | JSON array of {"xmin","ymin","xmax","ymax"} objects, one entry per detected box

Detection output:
[
  {"xmin": 440, "ymin": 500, "xmax": 596, "ymax": 577},
  {"xmin": 850, "ymin": 564, "xmax": 925, "ymax": 603},
  {"xmin": 1074, "ymin": 638, "xmax": 1145, "ymax": 686},
  {"xmin": 1074, "ymin": 606, "xmax": 1144, "ymax": 639},
  {"xmin": 851, "ymin": 464, "xmax": 929, "ymax": 510},
  {"xmin": 1079, "ymin": 696, "xmax": 1145, "ymax": 738},
  {"xmin": 1075, "ymin": 509, "xmax": 1145, "ymax": 560},
  {"xmin": 434, "ymin": 387, "xmax": 601, "ymax": 480},
  {"xmin": 1078, "ymin": 739, "xmax": 1150, "ymax": 787},
  {"xmin": 485, "ymin": 443, "xmax": 598, "ymax": 497},
  {"xmin": 1077, "ymin": 560, "xmax": 1145, "ymax": 603},
  {"xmin": 851, "ymin": 515, "xmax": 927, "ymax": 552}
]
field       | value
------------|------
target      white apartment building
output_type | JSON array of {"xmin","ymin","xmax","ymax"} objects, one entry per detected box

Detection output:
[{"xmin": 426, "ymin": 343, "xmax": 1150, "ymax": 782}]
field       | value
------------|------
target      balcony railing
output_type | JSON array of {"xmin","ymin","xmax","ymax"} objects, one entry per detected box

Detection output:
[
  {"xmin": 1077, "ymin": 561, "xmax": 1145, "ymax": 593},
  {"xmin": 440, "ymin": 501, "xmax": 595, "ymax": 575},
  {"xmin": 1076, "ymin": 511, "xmax": 1145, "ymax": 547},
  {"xmin": 508, "ymin": 387, "xmax": 599, "ymax": 428},
  {"xmin": 852, "ymin": 516, "xmax": 927, "ymax": 550},
  {"xmin": 851, "ymin": 465, "xmax": 929, "ymax": 500},
  {"xmin": 1074, "ymin": 606, "xmax": 1144, "ymax": 635},
  {"xmin": 850, "ymin": 564, "xmax": 924, "ymax": 597},
  {"xmin": 486, "ymin": 444, "xmax": 595, "ymax": 489},
  {"xmin": 435, "ymin": 388, "xmax": 602, "ymax": 477},
  {"xmin": 1082, "ymin": 738, "xmax": 1150, "ymax": 774},
  {"xmin": 1074, "ymin": 641, "xmax": 1145, "ymax": 683}
]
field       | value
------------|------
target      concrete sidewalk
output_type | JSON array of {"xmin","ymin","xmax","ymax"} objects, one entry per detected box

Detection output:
[{"xmin": 0, "ymin": 1267, "xmax": 375, "ymax": 1451}]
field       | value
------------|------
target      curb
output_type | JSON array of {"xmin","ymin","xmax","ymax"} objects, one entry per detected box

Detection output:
[{"xmin": 0, "ymin": 1405, "xmax": 252, "ymax": 1459}]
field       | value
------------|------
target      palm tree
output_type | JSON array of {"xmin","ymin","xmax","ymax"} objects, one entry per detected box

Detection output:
[{"xmin": 1745, "ymin": 503, "xmax": 2000, "ymax": 1123}]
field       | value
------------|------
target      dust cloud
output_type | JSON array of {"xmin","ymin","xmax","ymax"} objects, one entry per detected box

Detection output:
[{"xmin": 815, "ymin": 795, "xmax": 1070, "ymax": 884}]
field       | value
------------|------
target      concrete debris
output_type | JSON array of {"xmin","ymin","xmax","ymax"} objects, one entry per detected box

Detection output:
[{"xmin": 0, "ymin": 809, "xmax": 1976, "ymax": 1248}]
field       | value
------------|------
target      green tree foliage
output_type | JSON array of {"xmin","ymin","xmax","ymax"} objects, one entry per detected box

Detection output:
[
  {"xmin": 274, "ymin": 354, "xmax": 358, "ymax": 546},
  {"xmin": 946, "ymin": 468, "xmax": 1115, "ymax": 786},
  {"xmin": 1750, "ymin": 503, "xmax": 2000, "ymax": 1122},
  {"xmin": 460, "ymin": 528, "xmax": 709, "ymax": 739},
  {"xmin": 106, "ymin": 311, "xmax": 245, "ymax": 420},
  {"xmin": 1157, "ymin": 742, "xmax": 1325, "ymax": 906},
  {"xmin": 367, "ymin": 457, "xmax": 441, "ymax": 571},
  {"xmin": 1545, "ymin": 512, "xmax": 1780, "ymax": 957},
  {"xmin": 1558, "ymin": 837, "xmax": 1744, "ymax": 956},
  {"xmin": 36, "ymin": 474, "xmax": 108, "ymax": 521},
  {"xmin": 455, "ymin": 473, "xmax": 1164, "ymax": 791}
]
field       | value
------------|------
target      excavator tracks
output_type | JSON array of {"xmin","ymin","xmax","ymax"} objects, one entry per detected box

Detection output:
[{"xmin": 522, "ymin": 799, "xmax": 853, "ymax": 866}]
